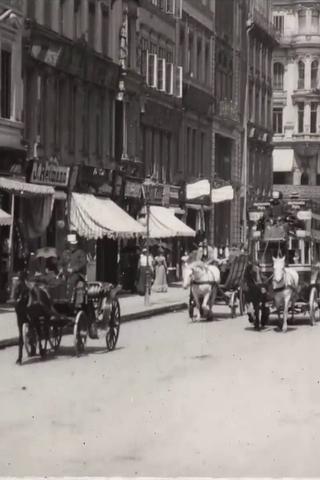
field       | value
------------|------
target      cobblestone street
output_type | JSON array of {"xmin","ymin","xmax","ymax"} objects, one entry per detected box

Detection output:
[{"xmin": 1, "ymin": 309, "xmax": 320, "ymax": 477}]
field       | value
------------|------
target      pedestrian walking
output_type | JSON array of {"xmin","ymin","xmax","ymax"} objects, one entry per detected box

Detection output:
[{"xmin": 152, "ymin": 247, "xmax": 168, "ymax": 293}]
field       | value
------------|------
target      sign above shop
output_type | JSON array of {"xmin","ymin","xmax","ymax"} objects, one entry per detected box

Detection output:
[
  {"xmin": 29, "ymin": 161, "xmax": 70, "ymax": 188},
  {"xmin": 186, "ymin": 179, "xmax": 210, "ymax": 201},
  {"xmin": 125, "ymin": 180, "xmax": 142, "ymax": 199}
]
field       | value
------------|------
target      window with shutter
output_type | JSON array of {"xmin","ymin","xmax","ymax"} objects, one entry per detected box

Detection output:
[
  {"xmin": 157, "ymin": 58, "xmax": 166, "ymax": 92},
  {"xmin": 147, "ymin": 53, "xmax": 158, "ymax": 88},
  {"xmin": 166, "ymin": 0, "xmax": 175, "ymax": 15},
  {"xmin": 175, "ymin": 66, "xmax": 183, "ymax": 98},
  {"xmin": 166, "ymin": 63, "xmax": 174, "ymax": 95}
]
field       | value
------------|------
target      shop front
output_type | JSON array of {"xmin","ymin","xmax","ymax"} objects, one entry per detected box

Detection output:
[
  {"xmin": 140, "ymin": 182, "xmax": 194, "ymax": 282},
  {"xmin": 0, "ymin": 176, "xmax": 55, "ymax": 299},
  {"xmin": 27, "ymin": 160, "xmax": 77, "ymax": 257}
]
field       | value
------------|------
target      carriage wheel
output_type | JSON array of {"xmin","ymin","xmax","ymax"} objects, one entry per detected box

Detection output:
[
  {"xmin": 230, "ymin": 291, "xmax": 237, "ymax": 318},
  {"xmin": 73, "ymin": 311, "xmax": 88, "ymax": 356},
  {"xmin": 238, "ymin": 287, "xmax": 246, "ymax": 316},
  {"xmin": 49, "ymin": 325, "xmax": 63, "ymax": 352},
  {"xmin": 309, "ymin": 287, "xmax": 320, "ymax": 326},
  {"xmin": 22, "ymin": 322, "xmax": 37, "ymax": 357},
  {"xmin": 106, "ymin": 300, "xmax": 120, "ymax": 351}
]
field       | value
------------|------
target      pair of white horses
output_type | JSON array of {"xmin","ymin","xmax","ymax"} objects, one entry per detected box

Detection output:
[{"xmin": 183, "ymin": 255, "xmax": 299, "ymax": 332}]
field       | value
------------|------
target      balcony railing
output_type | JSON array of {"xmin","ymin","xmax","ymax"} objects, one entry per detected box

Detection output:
[
  {"xmin": 217, "ymin": 99, "xmax": 240, "ymax": 123},
  {"xmin": 251, "ymin": 7, "xmax": 280, "ymax": 42}
]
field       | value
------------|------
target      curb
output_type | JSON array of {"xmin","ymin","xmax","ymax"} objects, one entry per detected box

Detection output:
[{"xmin": 0, "ymin": 302, "xmax": 188, "ymax": 350}]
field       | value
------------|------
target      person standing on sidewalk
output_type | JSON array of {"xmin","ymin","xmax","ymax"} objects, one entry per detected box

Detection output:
[
  {"xmin": 136, "ymin": 247, "xmax": 154, "ymax": 296},
  {"xmin": 152, "ymin": 247, "xmax": 168, "ymax": 293}
]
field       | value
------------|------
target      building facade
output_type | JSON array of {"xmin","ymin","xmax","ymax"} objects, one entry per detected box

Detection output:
[
  {"xmin": 272, "ymin": 0, "xmax": 320, "ymax": 200},
  {"xmin": 246, "ymin": 0, "xmax": 277, "ymax": 209}
]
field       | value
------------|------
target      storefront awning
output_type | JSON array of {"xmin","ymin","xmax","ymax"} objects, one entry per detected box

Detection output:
[
  {"xmin": 273, "ymin": 149, "xmax": 294, "ymax": 172},
  {"xmin": 145, "ymin": 206, "xmax": 195, "ymax": 238},
  {"xmin": 0, "ymin": 208, "xmax": 12, "ymax": 226},
  {"xmin": 70, "ymin": 193, "xmax": 145, "ymax": 240},
  {"xmin": 211, "ymin": 185, "xmax": 234, "ymax": 203},
  {"xmin": 0, "ymin": 177, "xmax": 54, "ymax": 196}
]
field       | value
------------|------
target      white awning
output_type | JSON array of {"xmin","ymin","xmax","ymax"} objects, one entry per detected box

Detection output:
[
  {"xmin": 142, "ymin": 206, "xmax": 195, "ymax": 238},
  {"xmin": 70, "ymin": 193, "xmax": 145, "ymax": 240},
  {"xmin": 211, "ymin": 185, "xmax": 234, "ymax": 203},
  {"xmin": 0, "ymin": 176, "xmax": 54, "ymax": 196},
  {"xmin": 273, "ymin": 149, "xmax": 294, "ymax": 172},
  {"xmin": 186, "ymin": 179, "xmax": 210, "ymax": 200},
  {"xmin": 0, "ymin": 208, "xmax": 11, "ymax": 226}
]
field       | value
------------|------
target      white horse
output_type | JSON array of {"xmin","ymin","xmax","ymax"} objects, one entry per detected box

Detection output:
[
  {"xmin": 182, "ymin": 261, "xmax": 220, "ymax": 320},
  {"xmin": 272, "ymin": 255, "xmax": 299, "ymax": 332}
]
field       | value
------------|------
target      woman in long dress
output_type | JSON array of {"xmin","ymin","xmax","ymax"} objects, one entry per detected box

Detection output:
[{"xmin": 152, "ymin": 247, "xmax": 168, "ymax": 293}]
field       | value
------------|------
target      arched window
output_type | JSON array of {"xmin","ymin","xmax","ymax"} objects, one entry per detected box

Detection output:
[
  {"xmin": 273, "ymin": 62, "xmax": 284, "ymax": 90},
  {"xmin": 301, "ymin": 171, "xmax": 309, "ymax": 185},
  {"xmin": 298, "ymin": 60, "xmax": 305, "ymax": 89},
  {"xmin": 311, "ymin": 60, "xmax": 319, "ymax": 89}
]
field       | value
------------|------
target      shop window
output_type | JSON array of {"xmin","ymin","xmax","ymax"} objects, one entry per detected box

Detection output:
[
  {"xmin": 273, "ymin": 172, "xmax": 287, "ymax": 184},
  {"xmin": 273, "ymin": 62, "xmax": 284, "ymax": 90},
  {"xmin": 311, "ymin": 102, "xmax": 318, "ymax": 133},
  {"xmin": 1, "ymin": 49, "xmax": 11, "ymax": 119},
  {"xmin": 298, "ymin": 60, "xmax": 305, "ymax": 89}
]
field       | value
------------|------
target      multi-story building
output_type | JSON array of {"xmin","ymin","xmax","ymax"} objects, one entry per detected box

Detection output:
[
  {"xmin": 0, "ymin": 0, "xmax": 24, "ymax": 169},
  {"xmin": 245, "ymin": 0, "xmax": 277, "ymax": 206},
  {"xmin": 272, "ymin": 0, "xmax": 320, "ymax": 200},
  {"xmin": 212, "ymin": 0, "xmax": 245, "ymax": 246}
]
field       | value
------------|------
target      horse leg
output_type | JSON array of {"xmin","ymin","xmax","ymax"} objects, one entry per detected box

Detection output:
[
  {"xmin": 202, "ymin": 291, "xmax": 211, "ymax": 318},
  {"xmin": 192, "ymin": 289, "xmax": 202, "ymax": 320},
  {"xmin": 253, "ymin": 302, "xmax": 260, "ymax": 330},
  {"xmin": 16, "ymin": 312, "xmax": 23, "ymax": 365},
  {"xmin": 282, "ymin": 296, "xmax": 290, "ymax": 333},
  {"xmin": 208, "ymin": 286, "xmax": 217, "ymax": 320}
]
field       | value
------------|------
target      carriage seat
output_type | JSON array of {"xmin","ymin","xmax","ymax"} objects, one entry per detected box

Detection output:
[
  {"xmin": 87, "ymin": 281, "xmax": 114, "ymax": 299},
  {"xmin": 219, "ymin": 254, "xmax": 248, "ymax": 291}
]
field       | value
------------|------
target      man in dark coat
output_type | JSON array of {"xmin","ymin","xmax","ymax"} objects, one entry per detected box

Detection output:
[{"xmin": 60, "ymin": 233, "xmax": 87, "ymax": 299}]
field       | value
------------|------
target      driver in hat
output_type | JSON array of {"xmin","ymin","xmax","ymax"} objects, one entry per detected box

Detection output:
[{"xmin": 60, "ymin": 232, "xmax": 87, "ymax": 296}]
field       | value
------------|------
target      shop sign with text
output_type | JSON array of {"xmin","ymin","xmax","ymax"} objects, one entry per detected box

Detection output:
[{"xmin": 30, "ymin": 161, "xmax": 70, "ymax": 187}]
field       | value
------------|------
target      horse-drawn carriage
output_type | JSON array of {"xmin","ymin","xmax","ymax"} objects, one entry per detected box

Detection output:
[
  {"xmin": 248, "ymin": 194, "xmax": 320, "ymax": 330},
  {"xmin": 183, "ymin": 250, "xmax": 248, "ymax": 321},
  {"xmin": 14, "ymin": 247, "xmax": 121, "ymax": 364}
]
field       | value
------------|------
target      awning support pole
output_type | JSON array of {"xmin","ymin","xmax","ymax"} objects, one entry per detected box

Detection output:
[
  {"xmin": 145, "ymin": 202, "xmax": 151, "ymax": 306},
  {"xmin": 8, "ymin": 193, "xmax": 15, "ymax": 297}
]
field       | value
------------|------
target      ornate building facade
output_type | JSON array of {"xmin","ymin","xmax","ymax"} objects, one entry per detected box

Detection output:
[{"xmin": 272, "ymin": 0, "xmax": 320, "ymax": 200}]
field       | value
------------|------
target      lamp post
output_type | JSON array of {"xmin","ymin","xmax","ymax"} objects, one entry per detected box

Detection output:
[{"xmin": 143, "ymin": 176, "xmax": 153, "ymax": 306}]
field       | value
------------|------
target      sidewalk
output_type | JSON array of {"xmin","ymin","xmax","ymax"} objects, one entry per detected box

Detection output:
[{"xmin": 0, "ymin": 285, "xmax": 189, "ymax": 349}]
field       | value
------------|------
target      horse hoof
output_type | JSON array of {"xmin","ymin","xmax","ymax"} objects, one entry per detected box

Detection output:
[{"xmin": 16, "ymin": 359, "xmax": 22, "ymax": 365}]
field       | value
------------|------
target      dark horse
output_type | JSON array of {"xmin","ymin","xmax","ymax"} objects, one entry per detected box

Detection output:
[
  {"xmin": 12, "ymin": 270, "xmax": 57, "ymax": 365},
  {"xmin": 243, "ymin": 261, "xmax": 270, "ymax": 330}
]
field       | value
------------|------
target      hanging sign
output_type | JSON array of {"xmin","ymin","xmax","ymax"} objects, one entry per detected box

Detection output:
[
  {"xmin": 29, "ymin": 161, "xmax": 70, "ymax": 188},
  {"xmin": 186, "ymin": 179, "xmax": 210, "ymax": 200}
]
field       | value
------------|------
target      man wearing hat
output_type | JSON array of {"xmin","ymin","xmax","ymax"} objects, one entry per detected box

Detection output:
[{"xmin": 60, "ymin": 232, "xmax": 87, "ymax": 299}]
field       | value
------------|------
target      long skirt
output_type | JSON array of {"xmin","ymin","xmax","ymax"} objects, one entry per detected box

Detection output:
[
  {"xmin": 136, "ymin": 266, "xmax": 147, "ymax": 295},
  {"xmin": 152, "ymin": 264, "xmax": 168, "ymax": 293}
]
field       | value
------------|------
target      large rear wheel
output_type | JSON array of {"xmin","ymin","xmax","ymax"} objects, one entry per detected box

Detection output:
[
  {"xmin": 106, "ymin": 300, "xmax": 120, "ymax": 351},
  {"xmin": 48, "ymin": 325, "xmax": 63, "ymax": 352},
  {"xmin": 73, "ymin": 311, "xmax": 88, "ymax": 356},
  {"xmin": 309, "ymin": 286, "xmax": 320, "ymax": 326}
]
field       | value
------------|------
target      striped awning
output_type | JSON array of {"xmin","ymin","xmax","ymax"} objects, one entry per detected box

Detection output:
[
  {"xmin": 70, "ymin": 193, "xmax": 144, "ymax": 240},
  {"xmin": 143, "ymin": 206, "xmax": 195, "ymax": 238},
  {"xmin": 0, "ymin": 177, "xmax": 54, "ymax": 196},
  {"xmin": 0, "ymin": 208, "xmax": 12, "ymax": 226}
]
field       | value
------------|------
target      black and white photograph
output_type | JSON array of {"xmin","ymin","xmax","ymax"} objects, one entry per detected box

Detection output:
[{"xmin": 1, "ymin": 0, "xmax": 320, "ymax": 477}]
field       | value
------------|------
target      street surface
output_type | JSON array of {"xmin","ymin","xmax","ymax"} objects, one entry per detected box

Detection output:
[{"xmin": 1, "ymin": 309, "xmax": 320, "ymax": 476}]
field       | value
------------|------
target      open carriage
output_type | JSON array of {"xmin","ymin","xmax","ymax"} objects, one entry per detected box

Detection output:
[
  {"xmin": 20, "ymin": 247, "xmax": 121, "ymax": 361},
  {"xmin": 248, "ymin": 194, "xmax": 320, "ymax": 326}
]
